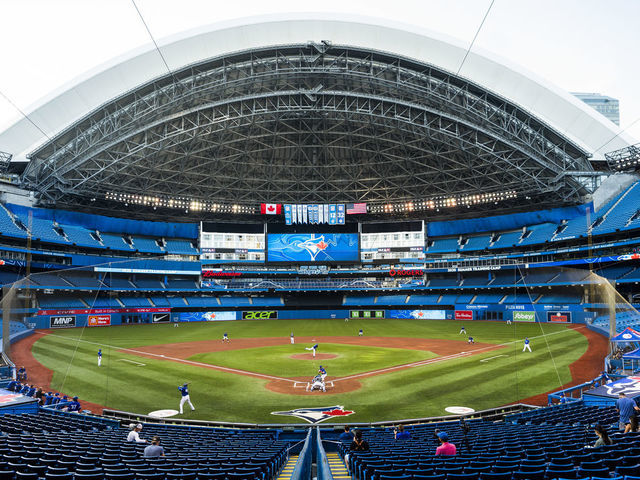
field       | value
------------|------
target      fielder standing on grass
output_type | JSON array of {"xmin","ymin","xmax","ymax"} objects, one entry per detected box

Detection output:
[
  {"xmin": 178, "ymin": 382, "xmax": 195, "ymax": 414},
  {"xmin": 98, "ymin": 349, "xmax": 102, "ymax": 367},
  {"xmin": 523, "ymin": 337, "xmax": 532, "ymax": 352}
]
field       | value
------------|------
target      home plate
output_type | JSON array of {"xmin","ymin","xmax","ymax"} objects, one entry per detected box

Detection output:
[
  {"xmin": 148, "ymin": 409, "xmax": 179, "ymax": 418},
  {"xmin": 445, "ymin": 406, "xmax": 475, "ymax": 415}
]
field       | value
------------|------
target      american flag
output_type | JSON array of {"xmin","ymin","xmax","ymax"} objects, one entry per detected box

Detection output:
[{"xmin": 346, "ymin": 203, "xmax": 367, "ymax": 214}]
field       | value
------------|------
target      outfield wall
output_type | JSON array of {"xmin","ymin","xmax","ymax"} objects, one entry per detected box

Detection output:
[{"xmin": 28, "ymin": 304, "xmax": 594, "ymax": 329}]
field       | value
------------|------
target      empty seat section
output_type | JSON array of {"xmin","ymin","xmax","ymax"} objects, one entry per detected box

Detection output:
[
  {"xmin": 461, "ymin": 234, "xmax": 491, "ymax": 251},
  {"xmin": 520, "ymin": 223, "xmax": 558, "ymax": 245},
  {"xmin": 61, "ymin": 225, "xmax": 103, "ymax": 248},
  {"xmin": 103, "ymin": 276, "xmax": 135, "ymax": 289},
  {"xmin": 343, "ymin": 295, "xmax": 376, "ymax": 306},
  {"xmin": 473, "ymin": 293, "xmax": 505, "ymax": 303},
  {"xmin": 167, "ymin": 296, "xmax": 187, "ymax": 307},
  {"xmin": 219, "ymin": 296, "xmax": 252, "ymax": 307},
  {"xmin": 405, "ymin": 294, "xmax": 440, "ymax": 305},
  {"xmin": 12, "ymin": 211, "xmax": 68, "ymax": 244},
  {"xmin": 0, "ymin": 206, "xmax": 27, "ymax": 238},
  {"xmin": 428, "ymin": 276, "xmax": 459, "ymax": 287},
  {"xmin": 551, "ymin": 270, "xmax": 591, "ymax": 283},
  {"xmin": 251, "ymin": 296, "xmax": 283, "ymax": 306},
  {"xmin": 61, "ymin": 273, "xmax": 106, "ymax": 288},
  {"xmin": 131, "ymin": 236, "xmax": 164, "ymax": 253},
  {"xmin": 81, "ymin": 296, "xmax": 121, "ymax": 308},
  {"xmin": 490, "ymin": 271, "xmax": 522, "ymax": 286},
  {"xmin": 119, "ymin": 297, "xmax": 151, "ymax": 307},
  {"xmin": 592, "ymin": 182, "xmax": 640, "ymax": 234},
  {"xmin": 38, "ymin": 296, "xmax": 86, "ymax": 308},
  {"xmin": 438, "ymin": 293, "xmax": 458, "ymax": 304},
  {"xmin": 502, "ymin": 293, "xmax": 534, "ymax": 304},
  {"xmin": 30, "ymin": 274, "xmax": 72, "ymax": 287},
  {"xmin": 99, "ymin": 232, "xmax": 130, "ymax": 250},
  {"xmin": 519, "ymin": 271, "xmax": 558, "ymax": 285},
  {"xmin": 0, "ymin": 271, "xmax": 23, "ymax": 286},
  {"xmin": 489, "ymin": 231, "xmax": 523, "ymax": 249},
  {"xmin": 427, "ymin": 237, "xmax": 458, "ymax": 253},
  {"xmin": 594, "ymin": 265, "xmax": 636, "ymax": 280},
  {"xmin": 375, "ymin": 295, "xmax": 407, "ymax": 305},
  {"xmin": 455, "ymin": 293, "xmax": 475, "ymax": 304},
  {"xmin": 149, "ymin": 296, "xmax": 171, "ymax": 307},
  {"xmin": 164, "ymin": 238, "xmax": 198, "ymax": 255}
]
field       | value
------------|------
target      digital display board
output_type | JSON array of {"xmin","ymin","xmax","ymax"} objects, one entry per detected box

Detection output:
[{"xmin": 267, "ymin": 233, "xmax": 359, "ymax": 263}]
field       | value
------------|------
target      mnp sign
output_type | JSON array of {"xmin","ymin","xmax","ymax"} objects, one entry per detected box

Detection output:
[
  {"xmin": 513, "ymin": 311, "xmax": 536, "ymax": 322},
  {"xmin": 243, "ymin": 311, "xmax": 278, "ymax": 320},
  {"xmin": 50, "ymin": 316, "xmax": 76, "ymax": 328}
]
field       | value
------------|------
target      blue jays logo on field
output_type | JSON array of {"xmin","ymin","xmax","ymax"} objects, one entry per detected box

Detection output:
[
  {"xmin": 293, "ymin": 235, "xmax": 330, "ymax": 261},
  {"xmin": 271, "ymin": 406, "xmax": 354, "ymax": 423},
  {"xmin": 603, "ymin": 376, "xmax": 640, "ymax": 397}
]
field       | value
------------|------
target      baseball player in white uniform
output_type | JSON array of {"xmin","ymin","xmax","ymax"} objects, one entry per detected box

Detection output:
[
  {"xmin": 305, "ymin": 343, "xmax": 318, "ymax": 357},
  {"xmin": 98, "ymin": 349, "xmax": 102, "ymax": 367},
  {"xmin": 306, "ymin": 374, "xmax": 326, "ymax": 392},
  {"xmin": 523, "ymin": 337, "xmax": 532, "ymax": 352},
  {"xmin": 290, "ymin": 332, "xmax": 295, "ymax": 344},
  {"xmin": 178, "ymin": 383, "xmax": 195, "ymax": 414}
]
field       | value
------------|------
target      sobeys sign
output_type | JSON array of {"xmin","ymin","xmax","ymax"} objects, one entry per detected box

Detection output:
[{"xmin": 513, "ymin": 311, "xmax": 536, "ymax": 322}]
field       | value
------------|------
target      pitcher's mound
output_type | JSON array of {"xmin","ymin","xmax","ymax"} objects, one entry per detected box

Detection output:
[{"xmin": 290, "ymin": 353, "xmax": 338, "ymax": 360}]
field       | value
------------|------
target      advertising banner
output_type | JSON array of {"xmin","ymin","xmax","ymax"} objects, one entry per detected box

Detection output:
[
  {"xmin": 152, "ymin": 313, "xmax": 171, "ymax": 323},
  {"xmin": 387, "ymin": 309, "xmax": 446, "ymax": 320},
  {"xmin": 548, "ymin": 312, "xmax": 571, "ymax": 323},
  {"xmin": 50, "ymin": 316, "xmax": 76, "ymax": 328},
  {"xmin": 179, "ymin": 311, "xmax": 238, "ymax": 322},
  {"xmin": 242, "ymin": 311, "xmax": 278, "ymax": 320},
  {"xmin": 88, "ymin": 315, "xmax": 111, "ymax": 326},
  {"xmin": 38, "ymin": 307, "xmax": 170, "ymax": 316},
  {"xmin": 267, "ymin": 233, "xmax": 359, "ymax": 262},
  {"xmin": 350, "ymin": 310, "xmax": 385, "ymax": 319},
  {"xmin": 513, "ymin": 311, "xmax": 536, "ymax": 322},
  {"xmin": 455, "ymin": 310, "xmax": 473, "ymax": 320}
]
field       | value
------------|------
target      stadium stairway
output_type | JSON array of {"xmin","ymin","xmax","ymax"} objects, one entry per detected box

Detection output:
[
  {"xmin": 326, "ymin": 452, "xmax": 350, "ymax": 480},
  {"xmin": 276, "ymin": 454, "xmax": 298, "ymax": 480}
]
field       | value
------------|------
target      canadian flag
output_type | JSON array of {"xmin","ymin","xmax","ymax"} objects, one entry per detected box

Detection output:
[{"xmin": 260, "ymin": 203, "xmax": 282, "ymax": 215}]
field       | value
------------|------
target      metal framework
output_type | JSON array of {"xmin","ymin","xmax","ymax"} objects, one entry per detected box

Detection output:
[
  {"xmin": 21, "ymin": 44, "xmax": 596, "ymax": 218},
  {"xmin": 605, "ymin": 142, "xmax": 640, "ymax": 172}
]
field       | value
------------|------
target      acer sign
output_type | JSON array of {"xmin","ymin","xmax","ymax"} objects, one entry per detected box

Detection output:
[
  {"xmin": 455, "ymin": 310, "xmax": 473, "ymax": 320},
  {"xmin": 389, "ymin": 269, "xmax": 424, "ymax": 277},
  {"xmin": 242, "ymin": 311, "xmax": 278, "ymax": 320},
  {"xmin": 202, "ymin": 270, "xmax": 242, "ymax": 278}
]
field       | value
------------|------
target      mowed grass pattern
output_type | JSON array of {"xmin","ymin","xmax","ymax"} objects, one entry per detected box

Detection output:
[
  {"xmin": 190, "ymin": 343, "xmax": 438, "ymax": 377},
  {"xmin": 30, "ymin": 319, "xmax": 589, "ymax": 423}
]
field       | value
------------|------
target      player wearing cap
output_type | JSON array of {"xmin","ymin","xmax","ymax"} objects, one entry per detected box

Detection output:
[
  {"xmin": 98, "ymin": 349, "xmax": 102, "ymax": 366},
  {"xmin": 459, "ymin": 326, "xmax": 466, "ymax": 335},
  {"xmin": 435, "ymin": 432, "xmax": 456, "ymax": 455},
  {"xmin": 306, "ymin": 374, "xmax": 326, "ymax": 392},
  {"xmin": 467, "ymin": 336, "xmax": 475, "ymax": 344},
  {"xmin": 523, "ymin": 337, "xmax": 532, "ymax": 352},
  {"xmin": 318, "ymin": 365, "xmax": 327, "ymax": 381},
  {"xmin": 178, "ymin": 383, "xmax": 195, "ymax": 414},
  {"xmin": 222, "ymin": 332, "xmax": 230, "ymax": 342},
  {"xmin": 290, "ymin": 332, "xmax": 295, "ymax": 344},
  {"xmin": 358, "ymin": 329, "xmax": 363, "ymax": 336},
  {"xmin": 305, "ymin": 343, "xmax": 319, "ymax": 357}
]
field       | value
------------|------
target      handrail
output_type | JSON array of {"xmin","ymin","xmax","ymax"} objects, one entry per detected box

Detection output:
[
  {"xmin": 316, "ymin": 426, "xmax": 334, "ymax": 480},
  {"xmin": 290, "ymin": 428, "xmax": 312, "ymax": 480}
]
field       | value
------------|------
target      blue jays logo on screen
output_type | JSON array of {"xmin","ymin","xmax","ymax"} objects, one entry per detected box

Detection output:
[
  {"xmin": 271, "ymin": 405, "xmax": 355, "ymax": 423},
  {"xmin": 267, "ymin": 233, "xmax": 359, "ymax": 262},
  {"xmin": 602, "ymin": 376, "xmax": 640, "ymax": 397}
]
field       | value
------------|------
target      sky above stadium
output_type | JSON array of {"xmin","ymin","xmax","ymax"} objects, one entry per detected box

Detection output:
[{"xmin": 0, "ymin": 0, "xmax": 638, "ymax": 146}]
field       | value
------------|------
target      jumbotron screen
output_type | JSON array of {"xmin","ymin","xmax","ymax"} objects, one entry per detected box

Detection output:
[{"xmin": 267, "ymin": 233, "xmax": 359, "ymax": 263}]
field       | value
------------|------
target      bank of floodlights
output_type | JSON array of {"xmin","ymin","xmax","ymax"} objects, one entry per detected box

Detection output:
[
  {"xmin": 605, "ymin": 143, "xmax": 640, "ymax": 172},
  {"xmin": 368, "ymin": 190, "xmax": 518, "ymax": 214},
  {"xmin": 105, "ymin": 192, "xmax": 255, "ymax": 214}
]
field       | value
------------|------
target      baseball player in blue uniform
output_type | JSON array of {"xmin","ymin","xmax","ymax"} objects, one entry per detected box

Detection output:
[
  {"xmin": 178, "ymin": 383, "xmax": 195, "ymax": 414},
  {"xmin": 318, "ymin": 365, "xmax": 327, "ymax": 381},
  {"xmin": 305, "ymin": 343, "xmax": 319, "ymax": 357},
  {"xmin": 98, "ymin": 349, "xmax": 102, "ymax": 366},
  {"xmin": 222, "ymin": 332, "xmax": 229, "ymax": 342},
  {"xmin": 468, "ymin": 336, "xmax": 475, "ymax": 344},
  {"xmin": 523, "ymin": 337, "xmax": 531, "ymax": 352},
  {"xmin": 459, "ymin": 326, "xmax": 466, "ymax": 334}
]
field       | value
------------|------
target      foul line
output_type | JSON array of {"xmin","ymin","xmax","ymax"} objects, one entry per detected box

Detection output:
[
  {"xmin": 480, "ymin": 354, "xmax": 508, "ymax": 363},
  {"xmin": 37, "ymin": 332, "xmax": 297, "ymax": 384},
  {"xmin": 117, "ymin": 359, "xmax": 146, "ymax": 366}
]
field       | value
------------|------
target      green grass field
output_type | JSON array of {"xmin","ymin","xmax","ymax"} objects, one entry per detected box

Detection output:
[{"xmin": 30, "ymin": 319, "xmax": 590, "ymax": 423}]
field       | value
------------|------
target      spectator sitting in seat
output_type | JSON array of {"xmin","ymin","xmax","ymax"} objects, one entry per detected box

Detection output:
[
  {"xmin": 591, "ymin": 424, "xmax": 612, "ymax": 448},
  {"xmin": 144, "ymin": 436, "xmax": 165, "ymax": 458},
  {"xmin": 435, "ymin": 432, "xmax": 457, "ymax": 456},
  {"xmin": 394, "ymin": 424, "xmax": 411, "ymax": 440},
  {"xmin": 127, "ymin": 423, "xmax": 147, "ymax": 443},
  {"xmin": 345, "ymin": 430, "xmax": 369, "ymax": 471},
  {"xmin": 338, "ymin": 426, "xmax": 354, "ymax": 442}
]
